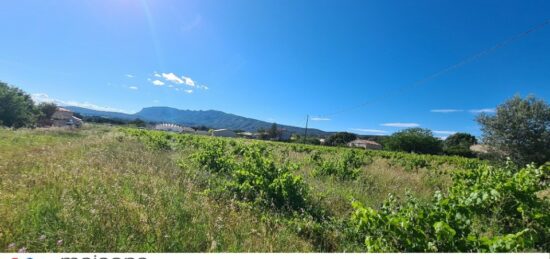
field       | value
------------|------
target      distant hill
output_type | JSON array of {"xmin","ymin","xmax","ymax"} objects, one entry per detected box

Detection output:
[{"xmin": 65, "ymin": 106, "xmax": 328, "ymax": 136}]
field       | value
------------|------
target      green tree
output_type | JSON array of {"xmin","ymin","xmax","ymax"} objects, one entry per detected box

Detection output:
[
  {"xmin": 0, "ymin": 81, "xmax": 39, "ymax": 128},
  {"xmin": 268, "ymin": 123, "xmax": 280, "ymax": 139},
  {"xmin": 384, "ymin": 128, "xmax": 442, "ymax": 154},
  {"xmin": 443, "ymin": 132, "xmax": 477, "ymax": 157},
  {"xmin": 326, "ymin": 132, "xmax": 357, "ymax": 146},
  {"xmin": 476, "ymin": 95, "xmax": 550, "ymax": 166},
  {"xmin": 37, "ymin": 102, "xmax": 58, "ymax": 126}
]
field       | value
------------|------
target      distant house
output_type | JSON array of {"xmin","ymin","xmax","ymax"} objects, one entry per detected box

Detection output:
[
  {"xmin": 154, "ymin": 123, "xmax": 184, "ymax": 133},
  {"xmin": 347, "ymin": 139, "xmax": 382, "ymax": 150},
  {"xmin": 212, "ymin": 129, "xmax": 237, "ymax": 138},
  {"xmin": 51, "ymin": 108, "xmax": 83, "ymax": 128}
]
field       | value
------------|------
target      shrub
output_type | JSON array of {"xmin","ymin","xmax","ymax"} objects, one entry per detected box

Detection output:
[
  {"xmin": 350, "ymin": 162, "xmax": 550, "ymax": 252},
  {"xmin": 383, "ymin": 128, "xmax": 442, "ymax": 155},
  {"xmin": 313, "ymin": 150, "xmax": 365, "ymax": 180}
]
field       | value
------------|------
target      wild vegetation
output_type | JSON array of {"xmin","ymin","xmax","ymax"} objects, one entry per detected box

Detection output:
[{"xmin": 2, "ymin": 125, "xmax": 547, "ymax": 252}]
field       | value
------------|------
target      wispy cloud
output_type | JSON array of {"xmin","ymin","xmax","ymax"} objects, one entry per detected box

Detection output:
[
  {"xmin": 152, "ymin": 72, "xmax": 209, "ymax": 92},
  {"xmin": 182, "ymin": 76, "xmax": 195, "ymax": 87},
  {"xmin": 469, "ymin": 108, "xmax": 496, "ymax": 113},
  {"xmin": 125, "ymin": 74, "xmax": 134, "ymax": 78},
  {"xmin": 431, "ymin": 109, "xmax": 463, "ymax": 113},
  {"xmin": 350, "ymin": 128, "xmax": 389, "ymax": 135},
  {"xmin": 152, "ymin": 80, "xmax": 165, "ymax": 86},
  {"xmin": 433, "ymin": 130, "xmax": 456, "ymax": 135},
  {"xmin": 310, "ymin": 117, "xmax": 330, "ymax": 121},
  {"xmin": 184, "ymin": 89, "xmax": 193, "ymax": 94},
  {"xmin": 162, "ymin": 72, "xmax": 184, "ymax": 84},
  {"xmin": 31, "ymin": 93, "xmax": 128, "ymax": 113},
  {"xmin": 128, "ymin": 86, "xmax": 138, "ymax": 90},
  {"xmin": 381, "ymin": 122, "xmax": 420, "ymax": 128}
]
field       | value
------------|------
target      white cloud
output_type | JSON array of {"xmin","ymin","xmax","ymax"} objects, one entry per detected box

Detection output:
[
  {"xmin": 167, "ymin": 85, "xmax": 174, "ymax": 88},
  {"xmin": 469, "ymin": 108, "xmax": 496, "ymax": 113},
  {"xmin": 198, "ymin": 84, "xmax": 209, "ymax": 90},
  {"xmin": 126, "ymin": 74, "xmax": 134, "ymax": 78},
  {"xmin": 31, "ymin": 93, "xmax": 128, "ymax": 113},
  {"xmin": 433, "ymin": 130, "xmax": 456, "ymax": 135},
  {"xmin": 184, "ymin": 89, "xmax": 193, "ymax": 94},
  {"xmin": 152, "ymin": 80, "xmax": 165, "ymax": 86},
  {"xmin": 153, "ymin": 72, "xmax": 161, "ymax": 78},
  {"xmin": 431, "ymin": 109, "xmax": 463, "ymax": 113},
  {"xmin": 162, "ymin": 72, "xmax": 184, "ymax": 84},
  {"xmin": 128, "ymin": 86, "xmax": 138, "ymax": 90},
  {"xmin": 182, "ymin": 76, "xmax": 195, "ymax": 87},
  {"xmin": 381, "ymin": 123, "xmax": 420, "ymax": 128},
  {"xmin": 350, "ymin": 128, "xmax": 389, "ymax": 135},
  {"xmin": 310, "ymin": 117, "xmax": 330, "ymax": 121}
]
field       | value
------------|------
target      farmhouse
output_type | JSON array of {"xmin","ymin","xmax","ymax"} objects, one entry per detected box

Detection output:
[
  {"xmin": 347, "ymin": 139, "xmax": 382, "ymax": 150},
  {"xmin": 51, "ymin": 108, "xmax": 83, "ymax": 128},
  {"xmin": 212, "ymin": 129, "xmax": 237, "ymax": 137}
]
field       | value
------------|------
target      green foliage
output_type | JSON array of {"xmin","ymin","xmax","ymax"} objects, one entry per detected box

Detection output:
[
  {"xmin": 36, "ymin": 102, "xmax": 58, "ymax": 126},
  {"xmin": 350, "ymin": 162, "xmax": 550, "ymax": 252},
  {"xmin": 477, "ymin": 95, "xmax": 550, "ymax": 166},
  {"xmin": 313, "ymin": 150, "xmax": 366, "ymax": 180},
  {"xmin": 383, "ymin": 128, "xmax": 443, "ymax": 155},
  {"xmin": 326, "ymin": 132, "xmax": 357, "ymax": 146},
  {"xmin": 443, "ymin": 133, "xmax": 477, "ymax": 158},
  {"xmin": 192, "ymin": 140, "xmax": 312, "ymax": 213},
  {"xmin": 0, "ymin": 81, "xmax": 39, "ymax": 128}
]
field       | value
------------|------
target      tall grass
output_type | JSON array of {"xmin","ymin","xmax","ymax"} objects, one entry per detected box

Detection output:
[{"xmin": 3, "ymin": 125, "xmax": 537, "ymax": 252}]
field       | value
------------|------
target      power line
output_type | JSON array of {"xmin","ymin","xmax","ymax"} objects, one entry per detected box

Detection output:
[{"xmin": 319, "ymin": 18, "xmax": 550, "ymax": 118}]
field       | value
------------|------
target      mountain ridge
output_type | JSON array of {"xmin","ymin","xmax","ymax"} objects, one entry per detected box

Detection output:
[{"xmin": 65, "ymin": 106, "xmax": 329, "ymax": 136}]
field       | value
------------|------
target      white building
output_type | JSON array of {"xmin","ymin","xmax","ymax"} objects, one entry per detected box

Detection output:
[{"xmin": 347, "ymin": 139, "xmax": 382, "ymax": 150}]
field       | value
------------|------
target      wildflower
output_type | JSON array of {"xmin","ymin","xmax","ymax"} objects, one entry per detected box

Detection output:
[
  {"xmin": 18, "ymin": 247, "xmax": 27, "ymax": 253},
  {"xmin": 7, "ymin": 243, "xmax": 15, "ymax": 249},
  {"xmin": 39, "ymin": 234, "xmax": 46, "ymax": 241},
  {"xmin": 57, "ymin": 239, "xmax": 63, "ymax": 246}
]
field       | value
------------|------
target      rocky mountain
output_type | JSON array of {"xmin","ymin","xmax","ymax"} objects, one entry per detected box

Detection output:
[{"xmin": 65, "ymin": 106, "xmax": 328, "ymax": 136}]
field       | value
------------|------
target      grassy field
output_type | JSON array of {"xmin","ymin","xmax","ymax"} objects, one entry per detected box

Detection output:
[{"xmin": 0, "ymin": 125, "xmax": 547, "ymax": 252}]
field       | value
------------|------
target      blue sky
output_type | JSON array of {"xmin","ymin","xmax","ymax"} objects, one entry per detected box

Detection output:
[{"xmin": 1, "ymin": 0, "xmax": 549, "ymax": 137}]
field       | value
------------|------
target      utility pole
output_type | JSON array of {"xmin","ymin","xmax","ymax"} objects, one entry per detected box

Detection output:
[{"xmin": 303, "ymin": 115, "xmax": 309, "ymax": 144}]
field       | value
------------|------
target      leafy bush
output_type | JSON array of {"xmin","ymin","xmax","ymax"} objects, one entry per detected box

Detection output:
[
  {"xmin": 383, "ymin": 128, "xmax": 442, "ymax": 155},
  {"xmin": 313, "ymin": 150, "xmax": 365, "ymax": 180},
  {"xmin": 443, "ymin": 133, "xmax": 477, "ymax": 158},
  {"xmin": 350, "ymin": 162, "xmax": 549, "ymax": 252}
]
